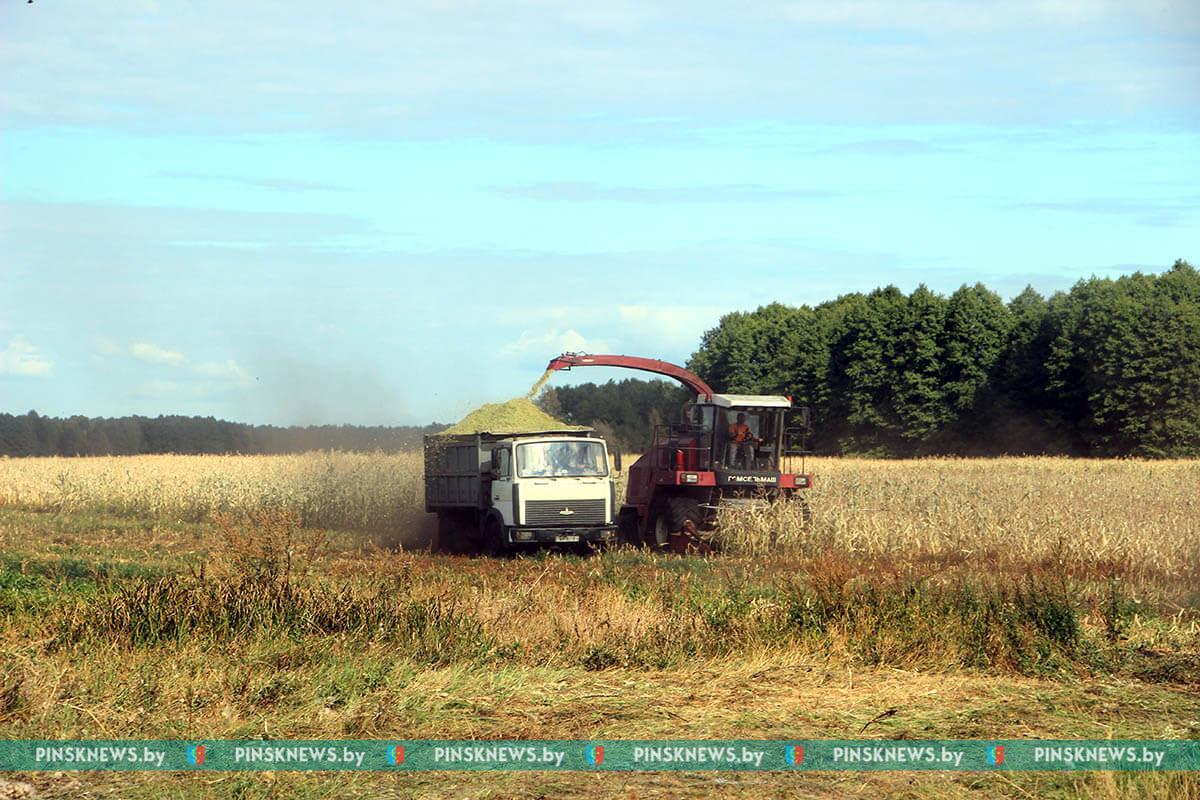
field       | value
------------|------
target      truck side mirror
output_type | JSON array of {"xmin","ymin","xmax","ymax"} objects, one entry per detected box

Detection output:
[{"xmin": 613, "ymin": 451, "xmax": 622, "ymax": 472}]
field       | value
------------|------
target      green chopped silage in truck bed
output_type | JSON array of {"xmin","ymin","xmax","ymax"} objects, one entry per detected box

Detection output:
[{"xmin": 437, "ymin": 398, "xmax": 582, "ymax": 435}]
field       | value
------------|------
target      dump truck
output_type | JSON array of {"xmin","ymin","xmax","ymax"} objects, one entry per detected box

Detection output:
[
  {"xmin": 424, "ymin": 429, "xmax": 619, "ymax": 554},
  {"xmin": 544, "ymin": 353, "xmax": 814, "ymax": 551}
]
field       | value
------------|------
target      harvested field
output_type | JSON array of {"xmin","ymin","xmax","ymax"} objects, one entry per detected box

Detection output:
[{"xmin": 0, "ymin": 454, "xmax": 1198, "ymax": 798}]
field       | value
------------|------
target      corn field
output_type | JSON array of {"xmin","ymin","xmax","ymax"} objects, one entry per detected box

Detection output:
[
  {"xmin": 1, "ymin": 453, "xmax": 1197, "ymax": 583},
  {"xmin": 0, "ymin": 451, "xmax": 425, "ymax": 534}
]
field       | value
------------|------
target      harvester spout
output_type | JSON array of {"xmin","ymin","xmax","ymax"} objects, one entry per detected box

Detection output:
[{"xmin": 545, "ymin": 353, "xmax": 715, "ymax": 401}]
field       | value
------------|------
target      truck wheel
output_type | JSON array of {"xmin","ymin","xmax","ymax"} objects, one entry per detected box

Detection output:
[
  {"xmin": 435, "ymin": 512, "xmax": 462, "ymax": 554},
  {"xmin": 480, "ymin": 515, "xmax": 506, "ymax": 557}
]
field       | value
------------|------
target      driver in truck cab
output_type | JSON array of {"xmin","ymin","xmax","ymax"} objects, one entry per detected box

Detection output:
[
  {"xmin": 727, "ymin": 413, "xmax": 758, "ymax": 468},
  {"xmin": 552, "ymin": 442, "xmax": 591, "ymax": 475}
]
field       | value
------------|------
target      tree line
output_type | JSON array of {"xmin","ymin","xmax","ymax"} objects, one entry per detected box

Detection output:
[
  {"xmin": 686, "ymin": 260, "xmax": 1199, "ymax": 457},
  {"xmin": 539, "ymin": 378, "xmax": 690, "ymax": 454},
  {"xmin": 0, "ymin": 412, "xmax": 442, "ymax": 457},
  {"xmin": 4, "ymin": 261, "xmax": 1195, "ymax": 458}
]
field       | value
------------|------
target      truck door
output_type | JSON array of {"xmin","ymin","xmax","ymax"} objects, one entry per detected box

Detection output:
[{"xmin": 491, "ymin": 446, "xmax": 515, "ymax": 526}]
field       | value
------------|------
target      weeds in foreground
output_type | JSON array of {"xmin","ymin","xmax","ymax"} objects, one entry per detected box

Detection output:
[{"xmin": 36, "ymin": 532, "xmax": 1194, "ymax": 682}]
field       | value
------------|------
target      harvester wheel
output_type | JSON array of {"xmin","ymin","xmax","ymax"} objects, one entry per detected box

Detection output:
[
  {"xmin": 650, "ymin": 496, "xmax": 703, "ymax": 550},
  {"xmin": 649, "ymin": 504, "xmax": 671, "ymax": 550}
]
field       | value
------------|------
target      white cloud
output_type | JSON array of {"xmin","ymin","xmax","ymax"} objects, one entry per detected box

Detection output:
[
  {"xmin": 127, "ymin": 342, "xmax": 252, "ymax": 386},
  {"xmin": 501, "ymin": 328, "xmax": 612, "ymax": 358},
  {"xmin": 2, "ymin": 0, "xmax": 1193, "ymax": 135},
  {"xmin": 131, "ymin": 342, "xmax": 186, "ymax": 366},
  {"xmin": 618, "ymin": 304, "xmax": 724, "ymax": 348},
  {"xmin": 193, "ymin": 359, "xmax": 254, "ymax": 387},
  {"xmin": 0, "ymin": 336, "xmax": 53, "ymax": 377}
]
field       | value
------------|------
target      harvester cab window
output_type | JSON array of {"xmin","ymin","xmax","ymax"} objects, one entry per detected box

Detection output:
[
  {"xmin": 756, "ymin": 413, "xmax": 779, "ymax": 468},
  {"xmin": 720, "ymin": 409, "xmax": 781, "ymax": 470},
  {"xmin": 682, "ymin": 402, "xmax": 714, "ymax": 431},
  {"xmin": 723, "ymin": 410, "xmax": 757, "ymax": 469}
]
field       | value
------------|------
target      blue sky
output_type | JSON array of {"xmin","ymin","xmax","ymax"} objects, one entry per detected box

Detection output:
[{"xmin": 2, "ymin": 1, "xmax": 1197, "ymax": 425}]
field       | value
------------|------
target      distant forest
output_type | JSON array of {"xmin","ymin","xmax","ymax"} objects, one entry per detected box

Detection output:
[
  {"xmin": 0, "ymin": 413, "xmax": 443, "ymax": 457},
  {"xmin": 4, "ymin": 261, "xmax": 1196, "ymax": 458}
]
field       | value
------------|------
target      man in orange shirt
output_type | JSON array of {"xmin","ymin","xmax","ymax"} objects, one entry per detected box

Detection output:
[{"xmin": 726, "ymin": 412, "xmax": 758, "ymax": 468}]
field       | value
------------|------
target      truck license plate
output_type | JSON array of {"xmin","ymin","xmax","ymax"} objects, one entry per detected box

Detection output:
[{"xmin": 555, "ymin": 534, "xmax": 580, "ymax": 543}]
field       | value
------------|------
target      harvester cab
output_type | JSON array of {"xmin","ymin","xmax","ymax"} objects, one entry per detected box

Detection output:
[{"xmin": 545, "ymin": 353, "xmax": 814, "ymax": 551}]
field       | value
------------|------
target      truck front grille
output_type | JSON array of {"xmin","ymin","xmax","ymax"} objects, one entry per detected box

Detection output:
[{"xmin": 524, "ymin": 499, "xmax": 607, "ymax": 526}]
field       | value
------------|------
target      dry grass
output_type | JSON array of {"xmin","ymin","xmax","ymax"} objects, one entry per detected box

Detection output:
[
  {"xmin": 735, "ymin": 456, "xmax": 1200, "ymax": 581},
  {"xmin": 1, "ymin": 453, "xmax": 1199, "ymax": 798}
]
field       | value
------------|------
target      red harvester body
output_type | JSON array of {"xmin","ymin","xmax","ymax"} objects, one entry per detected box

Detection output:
[{"xmin": 545, "ymin": 353, "xmax": 813, "ymax": 551}]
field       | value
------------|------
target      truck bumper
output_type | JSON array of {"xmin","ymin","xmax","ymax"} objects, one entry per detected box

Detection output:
[{"xmin": 507, "ymin": 526, "xmax": 617, "ymax": 545}]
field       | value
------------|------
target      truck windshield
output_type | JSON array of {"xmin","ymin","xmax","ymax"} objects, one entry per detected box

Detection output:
[{"xmin": 516, "ymin": 441, "xmax": 608, "ymax": 478}]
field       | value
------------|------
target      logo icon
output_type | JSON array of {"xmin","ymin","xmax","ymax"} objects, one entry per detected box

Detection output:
[
  {"xmin": 785, "ymin": 745, "xmax": 805, "ymax": 767},
  {"xmin": 586, "ymin": 745, "xmax": 605, "ymax": 766},
  {"xmin": 388, "ymin": 746, "xmax": 405, "ymax": 766},
  {"xmin": 559, "ymin": 507, "xmax": 576, "ymax": 516},
  {"xmin": 988, "ymin": 745, "xmax": 1005, "ymax": 766},
  {"xmin": 187, "ymin": 745, "xmax": 206, "ymax": 767}
]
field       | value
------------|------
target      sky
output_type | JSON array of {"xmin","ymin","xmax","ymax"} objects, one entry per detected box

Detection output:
[{"xmin": 1, "ymin": 1, "xmax": 1197, "ymax": 426}]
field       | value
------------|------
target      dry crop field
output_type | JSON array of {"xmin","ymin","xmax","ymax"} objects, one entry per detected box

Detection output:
[{"xmin": 0, "ymin": 454, "xmax": 1198, "ymax": 799}]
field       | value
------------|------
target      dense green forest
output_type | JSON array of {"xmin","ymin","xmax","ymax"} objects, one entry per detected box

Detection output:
[
  {"xmin": 546, "ymin": 262, "xmax": 1200, "ymax": 458},
  {"xmin": 685, "ymin": 260, "xmax": 1199, "ymax": 457},
  {"xmin": 0, "ymin": 413, "xmax": 441, "ymax": 457},
  {"xmin": 4, "ymin": 262, "xmax": 1195, "ymax": 458}
]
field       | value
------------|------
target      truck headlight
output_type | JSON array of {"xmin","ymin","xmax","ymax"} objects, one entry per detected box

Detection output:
[{"xmin": 513, "ymin": 530, "xmax": 534, "ymax": 542}]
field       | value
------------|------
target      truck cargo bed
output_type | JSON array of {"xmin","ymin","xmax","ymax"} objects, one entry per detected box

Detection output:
[{"xmin": 424, "ymin": 429, "xmax": 601, "ymax": 513}]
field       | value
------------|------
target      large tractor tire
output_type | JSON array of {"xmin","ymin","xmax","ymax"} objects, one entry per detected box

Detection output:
[{"xmin": 650, "ymin": 496, "xmax": 703, "ymax": 551}]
